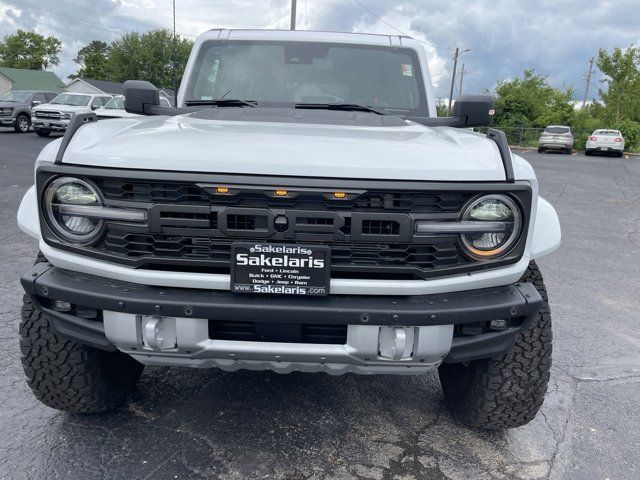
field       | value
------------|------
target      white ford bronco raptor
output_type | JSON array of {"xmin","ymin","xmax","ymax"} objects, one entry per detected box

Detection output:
[{"xmin": 17, "ymin": 29, "xmax": 561, "ymax": 429}]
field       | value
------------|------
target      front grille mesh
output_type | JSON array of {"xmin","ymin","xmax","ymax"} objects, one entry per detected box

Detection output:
[
  {"xmin": 95, "ymin": 178, "xmax": 469, "ymax": 212},
  {"xmin": 102, "ymin": 230, "xmax": 465, "ymax": 272}
]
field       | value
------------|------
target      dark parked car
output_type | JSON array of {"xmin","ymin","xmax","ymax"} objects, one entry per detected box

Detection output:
[{"xmin": 0, "ymin": 90, "xmax": 58, "ymax": 133}]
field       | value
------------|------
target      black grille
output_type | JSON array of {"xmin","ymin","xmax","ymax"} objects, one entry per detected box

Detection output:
[
  {"xmin": 362, "ymin": 219, "xmax": 400, "ymax": 235},
  {"xmin": 209, "ymin": 320, "xmax": 347, "ymax": 344},
  {"xmin": 35, "ymin": 110, "xmax": 61, "ymax": 119},
  {"xmin": 38, "ymin": 172, "xmax": 531, "ymax": 280},
  {"xmin": 96, "ymin": 179, "xmax": 210, "ymax": 203},
  {"xmin": 102, "ymin": 230, "xmax": 465, "ymax": 274},
  {"xmin": 95, "ymin": 178, "xmax": 470, "ymax": 213}
]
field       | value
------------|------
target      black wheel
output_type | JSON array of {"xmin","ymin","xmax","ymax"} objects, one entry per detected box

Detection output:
[
  {"xmin": 14, "ymin": 114, "xmax": 30, "ymax": 133},
  {"xmin": 439, "ymin": 261, "xmax": 552, "ymax": 429},
  {"xmin": 585, "ymin": 149, "xmax": 592, "ymax": 156},
  {"xmin": 35, "ymin": 129, "xmax": 51, "ymax": 137},
  {"xmin": 20, "ymin": 257, "xmax": 143, "ymax": 413},
  {"xmin": 616, "ymin": 151, "xmax": 624, "ymax": 158},
  {"xmin": 537, "ymin": 147, "xmax": 544, "ymax": 153}
]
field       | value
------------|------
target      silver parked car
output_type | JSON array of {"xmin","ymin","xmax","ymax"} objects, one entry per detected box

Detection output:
[{"xmin": 538, "ymin": 125, "xmax": 574, "ymax": 154}]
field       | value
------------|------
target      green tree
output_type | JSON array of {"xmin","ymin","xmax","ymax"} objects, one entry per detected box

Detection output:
[
  {"xmin": 492, "ymin": 69, "xmax": 575, "ymax": 129},
  {"xmin": 596, "ymin": 46, "xmax": 640, "ymax": 123},
  {"xmin": 0, "ymin": 29, "xmax": 62, "ymax": 70},
  {"xmin": 74, "ymin": 40, "xmax": 110, "ymax": 79},
  {"xmin": 107, "ymin": 29, "xmax": 193, "ymax": 88}
]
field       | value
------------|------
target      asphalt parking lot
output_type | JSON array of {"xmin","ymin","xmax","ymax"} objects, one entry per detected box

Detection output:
[{"xmin": 1, "ymin": 128, "xmax": 639, "ymax": 480}]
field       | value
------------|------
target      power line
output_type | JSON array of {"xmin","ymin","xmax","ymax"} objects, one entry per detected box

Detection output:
[{"xmin": 350, "ymin": 0, "xmax": 410, "ymax": 37}]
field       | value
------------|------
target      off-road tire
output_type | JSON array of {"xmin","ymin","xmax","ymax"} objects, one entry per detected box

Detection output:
[
  {"xmin": 20, "ymin": 258, "xmax": 143, "ymax": 413},
  {"xmin": 35, "ymin": 129, "xmax": 50, "ymax": 137},
  {"xmin": 438, "ymin": 261, "xmax": 552, "ymax": 429},
  {"xmin": 14, "ymin": 114, "xmax": 30, "ymax": 133}
]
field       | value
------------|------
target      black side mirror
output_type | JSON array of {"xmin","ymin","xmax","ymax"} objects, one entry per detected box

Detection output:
[
  {"xmin": 124, "ymin": 80, "xmax": 160, "ymax": 115},
  {"xmin": 452, "ymin": 94, "xmax": 495, "ymax": 127}
]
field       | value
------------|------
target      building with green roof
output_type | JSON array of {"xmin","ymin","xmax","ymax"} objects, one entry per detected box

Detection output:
[{"xmin": 0, "ymin": 67, "xmax": 66, "ymax": 96}]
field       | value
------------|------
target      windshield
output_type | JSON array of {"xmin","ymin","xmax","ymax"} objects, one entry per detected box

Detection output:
[
  {"xmin": 1, "ymin": 91, "xmax": 32, "ymax": 102},
  {"xmin": 544, "ymin": 127, "xmax": 570, "ymax": 134},
  {"xmin": 185, "ymin": 41, "xmax": 427, "ymax": 115},
  {"xmin": 103, "ymin": 96, "xmax": 124, "ymax": 109},
  {"xmin": 594, "ymin": 130, "xmax": 619, "ymax": 136},
  {"xmin": 50, "ymin": 94, "xmax": 91, "ymax": 106}
]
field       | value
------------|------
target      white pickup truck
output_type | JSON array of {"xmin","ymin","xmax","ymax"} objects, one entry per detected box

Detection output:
[
  {"xmin": 32, "ymin": 92, "xmax": 112, "ymax": 136},
  {"xmin": 17, "ymin": 29, "xmax": 560, "ymax": 429}
]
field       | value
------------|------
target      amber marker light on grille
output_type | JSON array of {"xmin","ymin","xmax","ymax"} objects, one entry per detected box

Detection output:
[
  {"xmin": 275, "ymin": 189, "xmax": 288, "ymax": 197},
  {"xmin": 333, "ymin": 192, "xmax": 347, "ymax": 199},
  {"xmin": 215, "ymin": 187, "xmax": 229, "ymax": 194}
]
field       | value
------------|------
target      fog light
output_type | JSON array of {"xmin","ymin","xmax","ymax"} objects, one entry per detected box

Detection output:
[
  {"xmin": 489, "ymin": 319, "xmax": 508, "ymax": 331},
  {"xmin": 378, "ymin": 326, "xmax": 415, "ymax": 360},
  {"xmin": 141, "ymin": 316, "xmax": 177, "ymax": 351},
  {"xmin": 53, "ymin": 300, "xmax": 72, "ymax": 312}
]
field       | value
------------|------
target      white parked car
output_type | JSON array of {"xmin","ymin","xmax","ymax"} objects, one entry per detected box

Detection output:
[
  {"xmin": 32, "ymin": 92, "xmax": 113, "ymax": 136},
  {"xmin": 585, "ymin": 129, "xmax": 625, "ymax": 157},
  {"xmin": 96, "ymin": 95, "xmax": 171, "ymax": 119},
  {"xmin": 17, "ymin": 29, "xmax": 561, "ymax": 430}
]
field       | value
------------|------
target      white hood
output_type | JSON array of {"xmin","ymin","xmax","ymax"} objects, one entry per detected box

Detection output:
[
  {"xmin": 35, "ymin": 103, "xmax": 91, "ymax": 113},
  {"xmin": 61, "ymin": 114, "xmax": 508, "ymax": 182}
]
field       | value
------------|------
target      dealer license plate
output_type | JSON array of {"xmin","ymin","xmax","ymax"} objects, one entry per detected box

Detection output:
[{"xmin": 231, "ymin": 243, "xmax": 331, "ymax": 296}]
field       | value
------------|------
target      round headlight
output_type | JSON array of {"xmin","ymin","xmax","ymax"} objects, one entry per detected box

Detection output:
[
  {"xmin": 44, "ymin": 177, "xmax": 104, "ymax": 244},
  {"xmin": 460, "ymin": 194, "xmax": 521, "ymax": 260}
]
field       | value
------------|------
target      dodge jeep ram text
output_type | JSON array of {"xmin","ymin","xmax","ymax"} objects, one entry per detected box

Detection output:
[{"xmin": 17, "ymin": 29, "xmax": 561, "ymax": 429}]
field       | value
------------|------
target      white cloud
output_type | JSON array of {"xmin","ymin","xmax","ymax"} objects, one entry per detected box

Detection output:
[{"xmin": 1, "ymin": 0, "xmax": 638, "ymax": 97}]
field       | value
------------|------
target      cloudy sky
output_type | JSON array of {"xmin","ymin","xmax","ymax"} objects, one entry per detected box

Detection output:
[{"xmin": 1, "ymin": 0, "xmax": 639, "ymax": 99}]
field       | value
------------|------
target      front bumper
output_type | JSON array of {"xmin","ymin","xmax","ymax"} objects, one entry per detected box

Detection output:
[
  {"xmin": 33, "ymin": 119, "xmax": 69, "ymax": 131},
  {"xmin": 0, "ymin": 117, "xmax": 15, "ymax": 126},
  {"xmin": 586, "ymin": 143, "xmax": 623, "ymax": 152},
  {"xmin": 22, "ymin": 263, "xmax": 542, "ymax": 374}
]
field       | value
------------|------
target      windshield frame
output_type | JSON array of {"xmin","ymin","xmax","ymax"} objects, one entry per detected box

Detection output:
[
  {"xmin": 50, "ymin": 93, "xmax": 91, "ymax": 107},
  {"xmin": 183, "ymin": 40, "xmax": 429, "ymax": 117}
]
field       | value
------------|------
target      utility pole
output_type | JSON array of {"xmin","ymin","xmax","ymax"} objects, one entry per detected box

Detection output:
[
  {"xmin": 447, "ymin": 47, "xmax": 459, "ymax": 116},
  {"xmin": 172, "ymin": 0, "xmax": 177, "ymax": 107},
  {"xmin": 448, "ymin": 48, "xmax": 470, "ymax": 115},
  {"xmin": 582, "ymin": 56, "xmax": 594, "ymax": 108},
  {"xmin": 290, "ymin": 0, "xmax": 297, "ymax": 30},
  {"xmin": 458, "ymin": 63, "xmax": 467, "ymax": 97}
]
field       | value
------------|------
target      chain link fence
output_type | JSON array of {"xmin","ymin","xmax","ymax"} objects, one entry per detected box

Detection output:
[{"xmin": 477, "ymin": 127, "xmax": 594, "ymax": 150}]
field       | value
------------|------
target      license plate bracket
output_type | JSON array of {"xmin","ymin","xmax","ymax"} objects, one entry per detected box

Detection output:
[{"xmin": 231, "ymin": 242, "xmax": 331, "ymax": 296}]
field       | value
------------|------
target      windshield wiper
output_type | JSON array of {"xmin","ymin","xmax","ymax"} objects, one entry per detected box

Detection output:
[
  {"xmin": 185, "ymin": 99, "xmax": 257, "ymax": 108},
  {"xmin": 294, "ymin": 103, "xmax": 388, "ymax": 115}
]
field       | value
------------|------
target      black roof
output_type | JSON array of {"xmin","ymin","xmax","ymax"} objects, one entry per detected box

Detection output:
[{"xmin": 78, "ymin": 78, "xmax": 125, "ymax": 95}]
